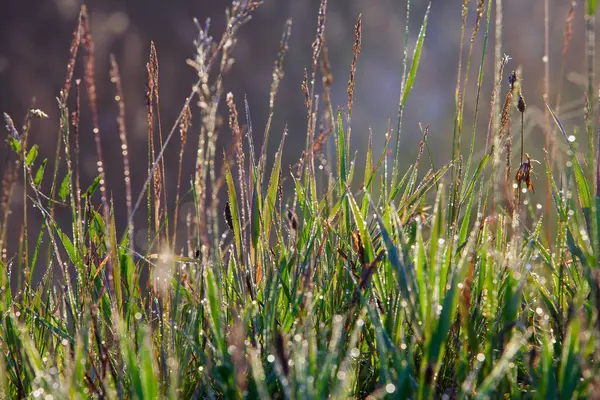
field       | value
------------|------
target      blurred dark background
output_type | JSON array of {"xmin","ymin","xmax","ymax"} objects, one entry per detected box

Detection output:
[{"xmin": 0, "ymin": 0, "xmax": 593, "ymax": 254}]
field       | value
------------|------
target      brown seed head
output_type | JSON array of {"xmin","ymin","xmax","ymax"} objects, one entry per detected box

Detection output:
[{"xmin": 518, "ymin": 94, "xmax": 526, "ymax": 113}]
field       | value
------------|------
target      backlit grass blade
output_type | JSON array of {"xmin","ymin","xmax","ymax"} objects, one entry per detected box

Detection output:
[
  {"xmin": 460, "ymin": 154, "xmax": 489, "ymax": 206},
  {"xmin": 224, "ymin": 155, "xmax": 243, "ymax": 264},
  {"xmin": 474, "ymin": 332, "xmax": 529, "ymax": 399},
  {"xmin": 59, "ymin": 171, "xmax": 72, "ymax": 202},
  {"xmin": 25, "ymin": 145, "xmax": 38, "ymax": 166},
  {"xmin": 33, "ymin": 159, "xmax": 47, "ymax": 187},
  {"xmin": 263, "ymin": 127, "xmax": 286, "ymax": 241},
  {"xmin": 251, "ymin": 173, "xmax": 261, "ymax": 253},
  {"xmin": 205, "ymin": 265, "xmax": 226, "ymax": 356},
  {"xmin": 588, "ymin": 0, "xmax": 598, "ymax": 16},
  {"xmin": 337, "ymin": 110, "xmax": 350, "ymax": 233},
  {"xmin": 401, "ymin": 1, "xmax": 431, "ymax": 107},
  {"xmin": 393, "ymin": 2, "xmax": 431, "ymax": 184},
  {"xmin": 558, "ymin": 318, "xmax": 582, "ymax": 399},
  {"xmin": 346, "ymin": 188, "xmax": 374, "ymax": 264}
]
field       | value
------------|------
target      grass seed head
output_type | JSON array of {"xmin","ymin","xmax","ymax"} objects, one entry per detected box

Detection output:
[{"xmin": 3, "ymin": 113, "xmax": 19, "ymax": 141}]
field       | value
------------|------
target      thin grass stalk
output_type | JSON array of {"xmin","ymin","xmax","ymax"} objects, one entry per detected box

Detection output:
[
  {"xmin": 464, "ymin": 0, "xmax": 492, "ymax": 182},
  {"xmin": 543, "ymin": 0, "xmax": 552, "ymax": 245},
  {"xmin": 480, "ymin": 54, "xmax": 509, "ymax": 217},
  {"xmin": 585, "ymin": 2, "xmax": 599, "ymax": 269},
  {"xmin": 260, "ymin": 18, "xmax": 292, "ymax": 178},
  {"xmin": 80, "ymin": 6, "xmax": 116, "ymax": 294},
  {"xmin": 206, "ymin": 36, "xmax": 236, "ymax": 253},
  {"xmin": 449, "ymin": 0, "xmax": 470, "ymax": 228},
  {"xmin": 344, "ymin": 14, "xmax": 361, "ymax": 214},
  {"xmin": 452, "ymin": 0, "xmax": 487, "ymax": 229},
  {"xmin": 127, "ymin": 2, "xmax": 261, "ymax": 250},
  {"xmin": 347, "ymin": 14, "xmax": 361, "ymax": 123},
  {"xmin": 393, "ymin": 0, "xmax": 411, "ymax": 188},
  {"xmin": 73, "ymin": 80, "xmax": 83, "ymax": 249},
  {"xmin": 304, "ymin": 0, "xmax": 327, "ymax": 210},
  {"xmin": 555, "ymin": 1, "xmax": 575, "ymax": 118},
  {"xmin": 80, "ymin": 6, "xmax": 109, "ymax": 230},
  {"xmin": 0, "ymin": 161, "xmax": 14, "ymax": 256},
  {"xmin": 227, "ymin": 93, "xmax": 248, "ymax": 263},
  {"xmin": 146, "ymin": 44, "xmax": 157, "ymax": 256},
  {"xmin": 152, "ymin": 44, "xmax": 170, "ymax": 250},
  {"xmin": 505, "ymin": 126, "xmax": 513, "ymax": 215},
  {"xmin": 587, "ymin": 6, "xmax": 596, "ymax": 171},
  {"xmin": 0, "ymin": 114, "xmax": 20, "ymax": 254},
  {"xmin": 62, "ymin": 10, "xmax": 82, "ymax": 101},
  {"xmin": 172, "ymin": 105, "xmax": 191, "ymax": 253},
  {"xmin": 19, "ymin": 110, "xmax": 33, "ymax": 287},
  {"xmin": 109, "ymin": 55, "xmax": 133, "ymax": 251},
  {"xmin": 597, "ymin": 87, "xmax": 600, "ymax": 198},
  {"xmin": 493, "ymin": 0, "xmax": 503, "ymax": 143}
]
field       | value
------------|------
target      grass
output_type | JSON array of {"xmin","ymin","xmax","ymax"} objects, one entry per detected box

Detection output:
[{"xmin": 1, "ymin": 0, "xmax": 600, "ymax": 398}]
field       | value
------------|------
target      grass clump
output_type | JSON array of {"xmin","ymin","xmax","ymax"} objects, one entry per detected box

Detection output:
[{"xmin": 1, "ymin": 0, "xmax": 600, "ymax": 398}]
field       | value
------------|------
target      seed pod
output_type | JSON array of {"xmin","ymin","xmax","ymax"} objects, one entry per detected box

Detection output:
[
  {"xmin": 515, "ymin": 153, "xmax": 535, "ymax": 193},
  {"xmin": 287, "ymin": 209, "xmax": 298, "ymax": 231},
  {"xmin": 224, "ymin": 202, "xmax": 234, "ymax": 231},
  {"xmin": 517, "ymin": 94, "xmax": 526, "ymax": 113},
  {"xmin": 351, "ymin": 230, "xmax": 365, "ymax": 264},
  {"xmin": 508, "ymin": 70, "xmax": 518, "ymax": 89}
]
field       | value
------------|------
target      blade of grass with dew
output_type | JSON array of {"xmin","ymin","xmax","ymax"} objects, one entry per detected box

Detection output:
[
  {"xmin": 547, "ymin": 98, "xmax": 596, "ymax": 259},
  {"xmin": 361, "ymin": 130, "xmax": 373, "ymax": 217},
  {"xmin": 263, "ymin": 127, "xmax": 286, "ymax": 241},
  {"xmin": 251, "ymin": 172, "xmax": 261, "ymax": 257},
  {"xmin": 393, "ymin": 2, "xmax": 431, "ymax": 185},
  {"xmin": 224, "ymin": 155, "xmax": 243, "ymax": 265},
  {"xmin": 373, "ymin": 212, "xmax": 422, "ymax": 339},
  {"xmin": 419, "ymin": 226, "xmax": 478, "ymax": 399},
  {"xmin": 428, "ymin": 187, "xmax": 445, "ymax": 294},
  {"xmin": 337, "ymin": 110, "xmax": 350, "ymax": 234},
  {"xmin": 58, "ymin": 172, "xmax": 71, "ymax": 202},
  {"xmin": 460, "ymin": 154, "xmax": 490, "ymax": 206},
  {"xmin": 25, "ymin": 145, "xmax": 38, "ymax": 167}
]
